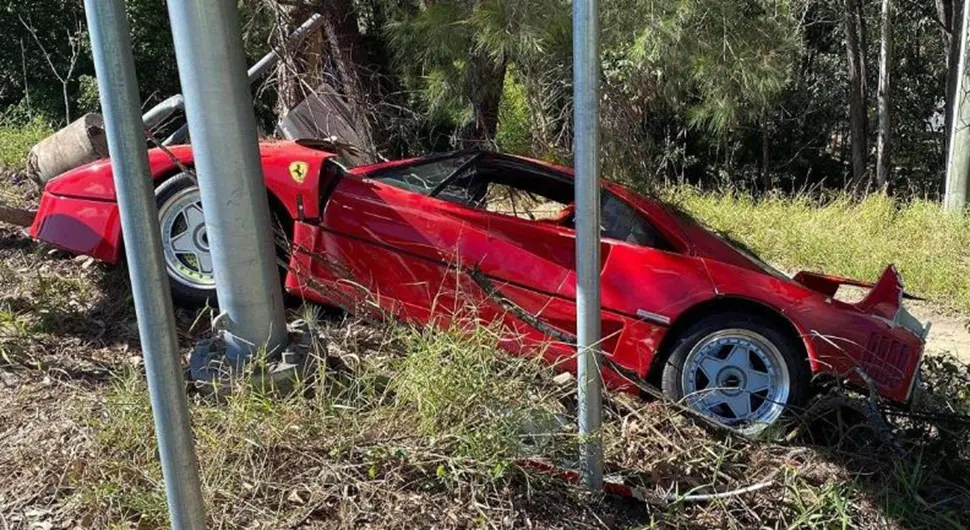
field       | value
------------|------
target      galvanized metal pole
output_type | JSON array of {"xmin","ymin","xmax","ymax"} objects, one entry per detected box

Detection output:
[
  {"xmin": 573, "ymin": 0, "xmax": 604, "ymax": 490},
  {"xmin": 142, "ymin": 94, "xmax": 184, "ymax": 130},
  {"xmin": 82, "ymin": 0, "xmax": 206, "ymax": 527},
  {"xmin": 167, "ymin": 0, "xmax": 289, "ymax": 360},
  {"xmin": 247, "ymin": 13, "xmax": 326, "ymax": 82},
  {"xmin": 946, "ymin": 0, "xmax": 970, "ymax": 211}
]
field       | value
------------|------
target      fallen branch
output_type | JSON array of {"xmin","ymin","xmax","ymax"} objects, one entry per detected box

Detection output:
[
  {"xmin": 0, "ymin": 205, "xmax": 35, "ymax": 228},
  {"xmin": 663, "ymin": 478, "xmax": 776, "ymax": 503}
]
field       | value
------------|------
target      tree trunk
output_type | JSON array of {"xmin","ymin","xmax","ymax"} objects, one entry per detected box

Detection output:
[
  {"xmin": 876, "ymin": 0, "xmax": 893, "ymax": 189},
  {"xmin": 273, "ymin": 0, "xmax": 379, "ymax": 157},
  {"xmin": 319, "ymin": 0, "xmax": 380, "ymax": 157},
  {"xmin": 760, "ymin": 109, "xmax": 771, "ymax": 192},
  {"xmin": 274, "ymin": 5, "xmax": 325, "ymax": 115},
  {"xmin": 458, "ymin": 50, "xmax": 508, "ymax": 148},
  {"xmin": 844, "ymin": 0, "xmax": 869, "ymax": 191},
  {"xmin": 940, "ymin": 0, "xmax": 962, "ymax": 141}
]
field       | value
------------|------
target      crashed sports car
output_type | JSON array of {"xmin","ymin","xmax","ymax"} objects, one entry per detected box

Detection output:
[{"xmin": 30, "ymin": 140, "xmax": 929, "ymax": 431}]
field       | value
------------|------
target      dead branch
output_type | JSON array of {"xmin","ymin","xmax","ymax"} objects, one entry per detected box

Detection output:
[
  {"xmin": 661, "ymin": 476, "xmax": 777, "ymax": 503},
  {"xmin": 19, "ymin": 15, "xmax": 82, "ymax": 124},
  {"xmin": 0, "ymin": 205, "xmax": 36, "ymax": 228}
]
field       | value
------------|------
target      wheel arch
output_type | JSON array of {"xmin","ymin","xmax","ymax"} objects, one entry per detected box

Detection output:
[
  {"xmin": 110, "ymin": 166, "xmax": 295, "ymax": 260},
  {"xmin": 647, "ymin": 295, "xmax": 815, "ymax": 385}
]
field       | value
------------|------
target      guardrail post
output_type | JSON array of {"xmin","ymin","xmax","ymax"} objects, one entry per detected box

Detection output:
[
  {"xmin": 946, "ymin": 0, "xmax": 970, "ymax": 211},
  {"xmin": 166, "ymin": 0, "xmax": 289, "ymax": 360}
]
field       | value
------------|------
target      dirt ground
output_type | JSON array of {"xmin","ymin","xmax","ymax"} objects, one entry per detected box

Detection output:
[{"xmin": 908, "ymin": 302, "xmax": 970, "ymax": 360}]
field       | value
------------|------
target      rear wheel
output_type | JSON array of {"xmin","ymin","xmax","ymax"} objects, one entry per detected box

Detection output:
[{"xmin": 660, "ymin": 313, "xmax": 809, "ymax": 434}]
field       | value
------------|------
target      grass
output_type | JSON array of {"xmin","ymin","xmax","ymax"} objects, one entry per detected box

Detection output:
[
  {"xmin": 0, "ymin": 117, "xmax": 53, "ymax": 172},
  {"xmin": 0, "ymin": 125, "xmax": 968, "ymax": 527},
  {"xmin": 75, "ymin": 315, "xmax": 585, "ymax": 528},
  {"xmin": 0, "ymin": 214, "xmax": 966, "ymax": 528},
  {"xmin": 63, "ymin": 307, "xmax": 970, "ymax": 528},
  {"xmin": 667, "ymin": 187, "xmax": 970, "ymax": 314}
]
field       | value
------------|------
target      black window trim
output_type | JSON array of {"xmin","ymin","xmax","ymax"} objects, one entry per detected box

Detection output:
[{"xmin": 368, "ymin": 150, "xmax": 676, "ymax": 252}]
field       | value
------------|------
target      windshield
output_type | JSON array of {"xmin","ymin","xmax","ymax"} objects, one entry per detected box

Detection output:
[{"xmin": 370, "ymin": 154, "xmax": 478, "ymax": 195}]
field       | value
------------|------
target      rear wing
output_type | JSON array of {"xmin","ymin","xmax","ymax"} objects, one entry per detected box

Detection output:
[
  {"xmin": 795, "ymin": 266, "xmax": 930, "ymax": 340},
  {"xmin": 793, "ymin": 266, "xmax": 924, "ymax": 304},
  {"xmin": 854, "ymin": 266, "xmax": 905, "ymax": 320}
]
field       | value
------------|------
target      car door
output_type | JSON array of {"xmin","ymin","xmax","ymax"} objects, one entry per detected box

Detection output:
[
  {"xmin": 446, "ymin": 160, "xmax": 614, "ymax": 370},
  {"xmin": 304, "ymin": 153, "xmax": 586, "ymax": 369},
  {"xmin": 480, "ymin": 183, "xmax": 713, "ymax": 378},
  {"xmin": 294, "ymin": 153, "xmax": 496, "ymax": 325}
]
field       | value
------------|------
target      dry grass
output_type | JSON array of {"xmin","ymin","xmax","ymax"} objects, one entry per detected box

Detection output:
[
  {"xmin": 59, "ymin": 314, "xmax": 970, "ymax": 528},
  {"xmin": 0, "ymin": 231, "xmax": 967, "ymax": 529},
  {"xmin": 0, "ymin": 177, "xmax": 969, "ymax": 528},
  {"xmin": 667, "ymin": 187, "xmax": 970, "ymax": 316}
]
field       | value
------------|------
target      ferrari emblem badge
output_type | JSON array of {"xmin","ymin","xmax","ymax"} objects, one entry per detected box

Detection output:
[{"xmin": 289, "ymin": 161, "xmax": 310, "ymax": 183}]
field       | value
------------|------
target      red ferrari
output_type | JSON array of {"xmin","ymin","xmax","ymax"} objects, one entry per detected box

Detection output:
[{"xmin": 30, "ymin": 140, "xmax": 928, "ymax": 431}]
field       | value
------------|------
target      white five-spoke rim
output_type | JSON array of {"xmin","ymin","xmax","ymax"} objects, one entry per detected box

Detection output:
[
  {"xmin": 681, "ymin": 329, "xmax": 790, "ymax": 430},
  {"xmin": 158, "ymin": 186, "xmax": 215, "ymax": 290}
]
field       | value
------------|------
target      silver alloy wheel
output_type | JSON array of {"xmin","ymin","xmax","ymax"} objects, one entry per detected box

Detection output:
[
  {"xmin": 681, "ymin": 329, "xmax": 791, "ymax": 431},
  {"xmin": 157, "ymin": 186, "xmax": 215, "ymax": 290}
]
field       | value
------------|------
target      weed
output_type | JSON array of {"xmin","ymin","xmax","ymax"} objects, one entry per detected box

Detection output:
[
  {"xmin": 3, "ymin": 180, "xmax": 970, "ymax": 528},
  {"xmin": 74, "ymin": 314, "xmax": 581, "ymax": 528},
  {"xmin": 64, "ymin": 305, "xmax": 970, "ymax": 529}
]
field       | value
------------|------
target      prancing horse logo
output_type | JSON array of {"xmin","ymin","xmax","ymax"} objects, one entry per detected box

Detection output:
[{"xmin": 289, "ymin": 161, "xmax": 310, "ymax": 183}]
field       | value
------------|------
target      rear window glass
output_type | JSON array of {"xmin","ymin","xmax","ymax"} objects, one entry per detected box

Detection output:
[{"xmin": 601, "ymin": 193, "xmax": 673, "ymax": 251}]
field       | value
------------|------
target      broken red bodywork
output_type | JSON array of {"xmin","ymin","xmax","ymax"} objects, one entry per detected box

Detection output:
[{"xmin": 30, "ymin": 141, "xmax": 926, "ymax": 403}]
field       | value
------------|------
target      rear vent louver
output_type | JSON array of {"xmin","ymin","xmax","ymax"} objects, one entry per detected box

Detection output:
[{"xmin": 860, "ymin": 334, "xmax": 910, "ymax": 387}]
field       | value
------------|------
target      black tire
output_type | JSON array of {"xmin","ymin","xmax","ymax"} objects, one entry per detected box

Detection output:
[
  {"xmin": 154, "ymin": 173, "xmax": 292, "ymax": 308},
  {"xmin": 660, "ymin": 312, "xmax": 810, "ymax": 432},
  {"xmin": 155, "ymin": 173, "xmax": 216, "ymax": 307}
]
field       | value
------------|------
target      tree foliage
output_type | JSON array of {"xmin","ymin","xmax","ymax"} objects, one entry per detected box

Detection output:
[{"xmin": 0, "ymin": 0, "xmax": 958, "ymax": 198}]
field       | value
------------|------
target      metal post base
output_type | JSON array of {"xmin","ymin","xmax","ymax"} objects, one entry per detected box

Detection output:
[{"xmin": 189, "ymin": 320, "xmax": 323, "ymax": 396}]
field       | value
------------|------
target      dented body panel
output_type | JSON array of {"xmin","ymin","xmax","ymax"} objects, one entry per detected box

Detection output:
[{"xmin": 31, "ymin": 142, "xmax": 926, "ymax": 403}]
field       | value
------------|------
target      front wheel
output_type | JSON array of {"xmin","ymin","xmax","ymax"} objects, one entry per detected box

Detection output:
[
  {"xmin": 156, "ymin": 173, "xmax": 217, "ymax": 307},
  {"xmin": 660, "ymin": 313, "xmax": 810, "ymax": 434}
]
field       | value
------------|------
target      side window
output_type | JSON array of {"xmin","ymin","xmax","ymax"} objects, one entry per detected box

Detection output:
[
  {"xmin": 372, "ymin": 155, "xmax": 673, "ymax": 251},
  {"xmin": 601, "ymin": 192, "xmax": 672, "ymax": 251},
  {"xmin": 370, "ymin": 155, "xmax": 477, "ymax": 195},
  {"xmin": 480, "ymin": 182, "xmax": 570, "ymax": 222}
]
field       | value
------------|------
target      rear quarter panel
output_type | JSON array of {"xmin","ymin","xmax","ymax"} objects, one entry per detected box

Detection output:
[{"xmin": 703, "ymin": 259, "xmax": 920, "ymax": 401}]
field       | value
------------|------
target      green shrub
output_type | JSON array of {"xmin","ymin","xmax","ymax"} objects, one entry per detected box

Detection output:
[
  {"xmin": 0, "ymin": 117, "xmax": 54, "ymax": 171},
  {"xmin": 496, "ymin": 70, "xmax": 532, "ymax": 156}
]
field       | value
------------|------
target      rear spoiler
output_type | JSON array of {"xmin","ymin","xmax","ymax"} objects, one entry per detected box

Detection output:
[
  {"xmin": 792, "ymin": 266, "xmax": 924, "ymax": 306},
  {"xmin": 796, "ymin": 266, "xmax": 930, "ymax": 340}
]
